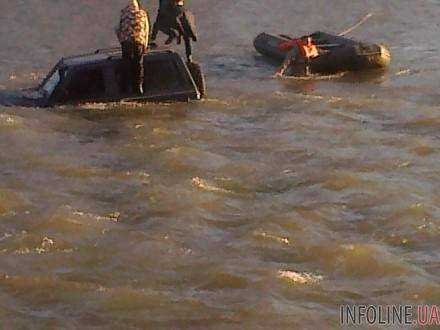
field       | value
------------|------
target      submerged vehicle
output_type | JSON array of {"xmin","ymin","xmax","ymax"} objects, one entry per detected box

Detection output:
[
  {"xmin": 254, "ymin": 31, "xmax": 391, "ymax": 76},
  {"xmin": 21, "ymin": 47, "xmax": 206, "ymax": 107}
]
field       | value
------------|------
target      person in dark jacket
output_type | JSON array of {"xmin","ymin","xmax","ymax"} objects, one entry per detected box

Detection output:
[
  {"xmin": 151, "ymin": 0, "xmax": 181, "ymax": 45},
  {"xmin": 116, "ymin": 0, "xmax": 149, "ymax": 94},
  {"xmin": 151, "ymin": 0, "xmax": 197, "ymax": 62}
]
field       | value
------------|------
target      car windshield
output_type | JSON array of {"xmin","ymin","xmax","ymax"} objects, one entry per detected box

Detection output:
[{"xmin": 40, "ymin": 69, "xmax": 60, "ymax": 96}]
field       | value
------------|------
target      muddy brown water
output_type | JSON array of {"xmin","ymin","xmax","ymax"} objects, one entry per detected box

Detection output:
[{"xmin": 0, "ymin": 0, "xmax": 439, "ymax": 328}]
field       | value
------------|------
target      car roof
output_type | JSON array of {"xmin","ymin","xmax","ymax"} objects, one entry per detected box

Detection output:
[{"xmin": 60, "ymin": 47, "xmax": 175, "ymax": 67}]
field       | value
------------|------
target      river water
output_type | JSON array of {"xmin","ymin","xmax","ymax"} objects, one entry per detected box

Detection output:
[{"xmin": 0, "ymin": 0, "xmax": 439, "ymax": 328}]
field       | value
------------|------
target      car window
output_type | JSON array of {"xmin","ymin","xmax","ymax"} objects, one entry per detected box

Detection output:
[
  {"xmin": 115, "ymin": 58, "xmax": 188, "ymax": 95},
  {"xmin": 41, "ymin": 69, "xmax": 60, "ymax": 96},
  {"xmin": 143, "ymin": 60, "xmax": 184, "ymax": 92},
  {"xmin": 64, "ymin": 66, "xmax": 106, "ymax": 101}
]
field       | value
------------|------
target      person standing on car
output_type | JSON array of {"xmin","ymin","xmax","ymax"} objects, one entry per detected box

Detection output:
[
  {"xmin": 151, "ymin": 0, "xmax": 197, "ymax": 63},
  {"xmin": 151, "ymin": 0, "xmax": 181, "ymax": 45},
  {"xmin": 116, "ymin": 0, "xmax": 149, "ymax": 94}
]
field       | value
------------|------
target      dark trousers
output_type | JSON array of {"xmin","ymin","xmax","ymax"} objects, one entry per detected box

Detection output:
[
  {"xmin": 183, "ymin": 35, "xmax": 192, "ymax": 61},
  {"xmin": 151, "ymin": 17, "xmax": 192, "ymax": 62},
  {"xmin": 151, "ymin": 4, "xmax": 194, "ymax": 62},
  {"xmin": 151, "ymin": 9, "xmax": 181, "ymax": 44},
  {"xmin": 121, "ymin": 41, "xmax": 145, "ymax": 94},
  {"xmin": 151, "ymin": 18, "xmax": 178, "ymax": 42}
]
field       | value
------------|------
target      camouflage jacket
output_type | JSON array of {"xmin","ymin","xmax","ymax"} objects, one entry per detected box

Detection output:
[{"xmin": 116, "ymin": 0, "xmax": 149, "ymax": 46}]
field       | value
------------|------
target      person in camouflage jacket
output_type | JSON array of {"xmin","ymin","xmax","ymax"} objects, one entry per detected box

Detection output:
[{"xmin": 116, "ymin": 0, "xmax": 149, "ymax": 94}]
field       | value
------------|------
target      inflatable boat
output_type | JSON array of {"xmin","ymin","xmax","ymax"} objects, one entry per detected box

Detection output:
[
  {"xmin": 254, "ymin": 31, "xmax": 391, "ymax": 76},
  {"xmin": 20, "ymin": 46, "xmax": 206, "ymax": 107}
]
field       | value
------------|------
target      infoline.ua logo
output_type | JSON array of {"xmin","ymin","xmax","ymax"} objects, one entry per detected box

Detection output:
[{"xmin": 340, "ymin": 304, "xmax": 440, "ymax": 327}]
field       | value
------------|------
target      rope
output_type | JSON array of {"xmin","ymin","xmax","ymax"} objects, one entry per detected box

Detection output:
[{"xmin": 338, "ymin": 13, "xmax": 373, "ymax": 36}]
